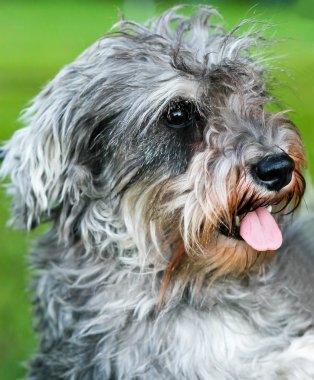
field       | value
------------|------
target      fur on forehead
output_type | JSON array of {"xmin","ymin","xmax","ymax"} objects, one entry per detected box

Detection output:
[
  {"xmin": 79, "ymin": 5, "xmax": 267, "ymax": 136},
  {"xmin": 0, "ymin": 5, "xmax": 272, "ymax": 230}
]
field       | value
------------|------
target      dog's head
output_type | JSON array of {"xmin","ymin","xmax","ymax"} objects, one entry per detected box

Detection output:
[{"xmin": 1, "ymin": 7, "xmax": 305, "ymax": 287}]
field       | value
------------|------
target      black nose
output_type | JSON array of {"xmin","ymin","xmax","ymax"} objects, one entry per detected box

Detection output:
[{"xmin": 252, "ymin": 153, "xmax": 295, "ymax": 191}]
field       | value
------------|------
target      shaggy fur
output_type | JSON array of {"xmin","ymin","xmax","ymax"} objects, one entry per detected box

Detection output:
[{"xmin": 1, "ymin": 6, "xmax": 314, "ymax": 379}]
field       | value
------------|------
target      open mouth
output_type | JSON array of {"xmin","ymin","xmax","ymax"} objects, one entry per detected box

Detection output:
[{"xmin": 219, "ymin": 205, "xmax": 283, "ymax": 251}]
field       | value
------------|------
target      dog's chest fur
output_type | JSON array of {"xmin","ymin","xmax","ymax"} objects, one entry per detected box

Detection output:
[{"xmin": 29, "ymin": 229, "xmax": 313, "ymax": 380}]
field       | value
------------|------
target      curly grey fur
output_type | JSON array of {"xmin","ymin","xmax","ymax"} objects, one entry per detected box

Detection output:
[{"xmin": 1, "ymin": 6, "xmax": 314, "ymax": 380}]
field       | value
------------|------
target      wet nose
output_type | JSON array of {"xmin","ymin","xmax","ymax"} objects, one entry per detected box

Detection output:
[{"xmin": 252, "ymin": 153, "xmax": 295, "ymax": 191}]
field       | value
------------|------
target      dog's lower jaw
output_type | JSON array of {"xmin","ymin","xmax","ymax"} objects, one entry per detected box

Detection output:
[{"xmin": 169, "ymin": 233, "xmax": 274, "ymax": 286}]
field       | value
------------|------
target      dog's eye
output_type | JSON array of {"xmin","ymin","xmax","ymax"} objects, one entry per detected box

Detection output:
[{"xmin": 164, "ymin": 100, "xmax": 198, "ymax": 129}]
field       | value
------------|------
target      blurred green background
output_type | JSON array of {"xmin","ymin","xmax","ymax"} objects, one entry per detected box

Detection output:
[{"xmin": 0, "ymin": 0, "xmax": 313, "ymax": 378}]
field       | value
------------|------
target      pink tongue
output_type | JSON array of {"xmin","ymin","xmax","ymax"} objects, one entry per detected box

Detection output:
[{"xmin": 239, "ymin": 207, "xmax": 282, "ymax": 251}]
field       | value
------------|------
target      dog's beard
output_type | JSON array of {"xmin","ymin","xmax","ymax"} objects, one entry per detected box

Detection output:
[{"xmin": 119, "ymin": 138, "xmax": 305, "ymax": 297}]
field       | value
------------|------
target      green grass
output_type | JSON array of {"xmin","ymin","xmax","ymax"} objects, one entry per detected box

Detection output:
[{"xmin": 0, "ymin": 1, "xmax": 313, "ymax": 379}]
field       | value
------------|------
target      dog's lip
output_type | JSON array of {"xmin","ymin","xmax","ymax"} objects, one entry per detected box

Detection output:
[
  {"xmin": 218, "ymin": 211, "xmax": 250, "ymax": 241},
  {"xmin": 219, "ymin": 223, "xmax": 242, "ymax": 240}
]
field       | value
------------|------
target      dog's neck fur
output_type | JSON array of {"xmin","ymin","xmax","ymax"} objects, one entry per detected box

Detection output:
[{"xmin": 30, "ymin": 220, "xmax": 313, "ymax": 379}]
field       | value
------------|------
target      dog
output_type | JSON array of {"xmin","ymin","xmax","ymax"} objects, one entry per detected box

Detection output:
[{"xmin": 1, "ymin": 5, "xmax": 314, "ymax": 379}]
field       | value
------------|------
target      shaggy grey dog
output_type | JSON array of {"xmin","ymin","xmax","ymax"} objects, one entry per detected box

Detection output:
[{"xmin": 1, "ymin": 5, "xmax": 314, "ymax": 379}]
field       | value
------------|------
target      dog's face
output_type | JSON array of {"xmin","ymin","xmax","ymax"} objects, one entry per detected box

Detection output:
[{"xmin": 1, "ymin": 7, "xmax": 305, "ymax": 287}]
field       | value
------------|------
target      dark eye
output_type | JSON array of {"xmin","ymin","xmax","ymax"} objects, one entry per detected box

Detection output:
[{"xmin": 163, "ymin": 100, "xmax": 198, "ymax": 129}]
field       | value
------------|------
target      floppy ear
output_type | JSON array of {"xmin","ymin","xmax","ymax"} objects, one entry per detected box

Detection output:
[
  {"xmin": 0, "ymin": 40, "xmax": 113, "ymax": 230},
  {"xmin": 0, "ymin": 87, "xmax": 68, "ymax": 229},
  {"xmin": 0, "ymin": 58, "xmax": 99, "ymax": 230},
  {"xmin": 1, "ymin": 38, "xmax": 128, "ymax": 230}
]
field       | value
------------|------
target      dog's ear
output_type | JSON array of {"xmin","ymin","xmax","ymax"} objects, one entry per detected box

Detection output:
[
  {"xmin": 0, "ymin": 82, "xmax": 77, "ymax": 230},
  {"xmin": 0, "ymin": 40, "xmax": 115, "ymax": 230}
]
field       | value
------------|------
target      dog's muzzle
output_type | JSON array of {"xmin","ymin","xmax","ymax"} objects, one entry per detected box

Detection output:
[{"xmin": 218, "ymin": 153, "xmax": 297, "ymax": 251}]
